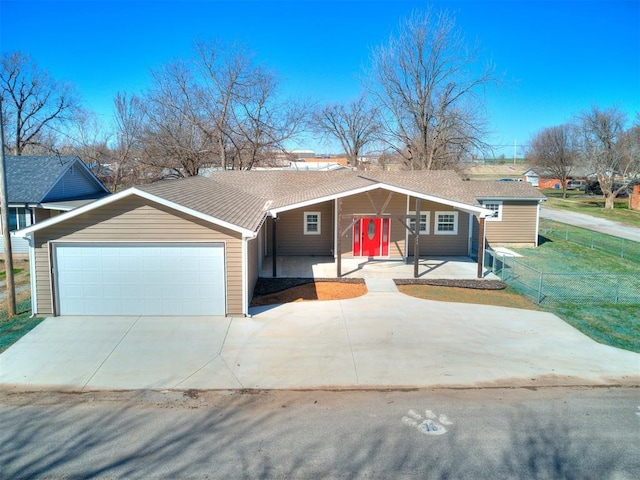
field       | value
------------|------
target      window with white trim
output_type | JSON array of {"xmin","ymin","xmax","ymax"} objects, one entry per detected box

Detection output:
[
  {"xmin": 482, "ymin": 201, "xmax": 503, "ymax": 221},
  {"xmin": 435, "ymin": 211, "xmax": 458, "ymax": 235},
  {"xmin": 304, "ymin": 212, "xmax": 321, "ymax": 235},
  {"xmin": 407, "ymin": 211, "xmax": 430, "ymax": 234}
]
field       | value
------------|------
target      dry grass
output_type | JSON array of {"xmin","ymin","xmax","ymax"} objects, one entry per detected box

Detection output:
[{"xmin": 397, "ymin": 284, "xmax": 540, "ymax": 310}]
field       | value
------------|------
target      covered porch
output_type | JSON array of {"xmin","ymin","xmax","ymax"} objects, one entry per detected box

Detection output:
[{"xmin": 259, "ymin": 255, "xmax": 495, "ymax": 280}]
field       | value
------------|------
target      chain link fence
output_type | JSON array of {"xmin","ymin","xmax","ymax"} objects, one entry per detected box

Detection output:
[
  {"xmin": 485, "ymin": 249, "xmax": 640, "ymax": 304},
  {"xmin": 540, "ymin": 218, "xmax": 640, "ymax": 264}
]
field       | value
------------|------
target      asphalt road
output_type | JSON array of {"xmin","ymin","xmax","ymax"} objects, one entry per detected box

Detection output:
[
  {"xmin": 540, "ymin": 206, "xmax": 640, "ymax": 242},
  {"xmin": 1, "ymin": 387, "xmax": 639, "ymax": 479}
]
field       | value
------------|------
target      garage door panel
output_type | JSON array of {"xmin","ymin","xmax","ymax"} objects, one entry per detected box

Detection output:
[{"xmin": 55, "ymin": 243, "xmax": 226, "ymax": 316}]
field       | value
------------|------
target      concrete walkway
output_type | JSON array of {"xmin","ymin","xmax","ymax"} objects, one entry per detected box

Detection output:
[{"xmin": 1, "ymin": 290, "xmax": 638, "ymax": 391}]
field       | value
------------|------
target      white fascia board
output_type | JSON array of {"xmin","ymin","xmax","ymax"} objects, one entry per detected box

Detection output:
[
  {"xmin": 15, "ymin": 189, "xmax": 132, "ymax": 237},
  {"xmin": 381, "ymin": 184, "xmax": 489, "ymax": 215},
  {"xmin": 15, "ymin": 188, "xmax": 256, "ymax": 239},
  {"xmin": 268, "ymin": 182, "xmax": 489, "ymax": 217},
  {"xmin": 476, "ymin": 196, "xmax": 545, "ymax": 202}
]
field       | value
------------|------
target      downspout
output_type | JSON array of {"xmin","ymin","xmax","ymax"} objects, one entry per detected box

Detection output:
[
  {"xmin": 27, "ymin": 235, "xmax": 37, "ymax": 317},
  {"xmin": 242, "ymin": 232, "xmax": 258, "ymax": 317},
  {"xmin": 404, "ymin": 195, "xmax": 410, "ymax": 262},
  {"xmin": 535, "ymin": 201, "xmax": 541, "ymax": 247},
  {"xmin": 413, "ymin": 198, "xmax": 421, "ymax": 278},
  {"xmin": 336, "ymin": 198, "xmax": 342, "ymax": 277},
  {"xmin": 271, "ymin": 215, "xmax": 277, "ymax": 277},
  {"xmin": 467, "ymin": 213, "xmax": 473, "ymax": 256},
  {"xmin": 241, "ymin": 237, "xmax": 248, "ymax": 317},
  {"xmin": 477, "ymin": 216, "xmax": 486, "ymax": 279}
]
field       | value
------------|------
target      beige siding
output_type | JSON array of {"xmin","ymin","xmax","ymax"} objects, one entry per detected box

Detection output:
[
  {"xmin": 263, "ymin": 190, "xmax": 479, "ymax": 260},
  {"xmin": 482, "ymin": 201, "xmax": 539, "ymax": 246},
  {"xmin": 32, "ymin": 196, "xmax": 244, "ymax": 316},
  {"xmin": 339, "ymin": 190, "xmax": 407, "ymax": 258},
  {"xmin": 406, "ymin": 198, "xmax": 470, "ymax": 256},
  {"xmin": 267, "ymin": 201, "xmax": 334, "ymax": 255},
  {"xmin": 33, "ymin": 208, "xmax": 52, "ymax": 223}
]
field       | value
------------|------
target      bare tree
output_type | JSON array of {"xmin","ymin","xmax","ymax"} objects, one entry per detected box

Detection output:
[
  {"xmin": 0, "ymin": 51, "xmax": 79, "ymax": 155},
  {"xmin": 133, "ymin": 41, "xmax": 308, "ymax": 176},
  {"xmin": 527, "ymin": 124, "xmax": 577, "ymax": 198},
  {"xmin": 194, "ymin": 41, "xmax": 308, "ymax": 170},
  {"xmin": 56, "ymin": 108, "xmax": 112, "ymax": 172},
  {"xmin": 138, "ymin": 60, "xmax": 216, "ymax": 178},
  {"xmin": 577, "ymin": 106, "xmax": 633, "ymax": 209},
  {"xmin": 366, "ymin": 8, "xmax": 496, "ymax": 170},
  {"xmin": 618, "ymin": 119, "xmax": 640, "ymax": 184},
  {"xmin": 111, "ymin": 92, "xmax": 146, "ymax": 190},
  {"xmin": 310, "ymin": 94, "xmax": 379, "ymax": 168}
]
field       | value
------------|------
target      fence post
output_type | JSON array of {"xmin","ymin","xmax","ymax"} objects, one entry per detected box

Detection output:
[
  {"xmin": 615, "ymin": 275, "xmax": 619, "ymax": 304},
  {"xmin": 591, "ymin": 231, "xmax": 595, "ymax": 249},
  {"xmin": 621, "ymin": 239, "xmax": 625, "ymax": 259},
  {"xmin": 537, "ymin": 272, "xmax": 543, "ymax": 304},
  {"xmin": 512, "ymin": 256, "xmax": 516, "ymax": 280},
  {"xmin": 566, "ymin": 224, "xmax": 569, "ymax": 241}
]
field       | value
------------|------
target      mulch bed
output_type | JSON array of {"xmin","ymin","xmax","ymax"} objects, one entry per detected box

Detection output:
[
  {"xmin": 254, "ymin": 277, "xmax": 506, "ymax": 295},
  {"xmin": 394, "ymin": 279, "xmax": 507, "ymax": 290},
  {"xmin": 253, "ymin": 277, "xmax": 365, "ymax": 296}
]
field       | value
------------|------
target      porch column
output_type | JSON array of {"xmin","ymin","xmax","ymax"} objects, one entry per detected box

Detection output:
[
  {"xmin": 271, "ymin": 216, "xmax": 277, "ymax": 277},
  {"xmin": 477, "ymin": 216, "xmax": 485, "ymax": 279},
  {"xmin": 336, "ymin": 198, "xmax": 342, "ymax": 278},
  {"xmin": 414, "ymin": 198, "xmax": 421, "ymax": 278}
]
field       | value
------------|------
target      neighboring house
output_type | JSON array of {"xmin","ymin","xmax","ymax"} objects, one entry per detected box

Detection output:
[
  {"xmin": 522, "ymin": 168, "xmax": 563, "ymax": 188},
  {"xmin": 522, "ymin": 167, "xmax": 591, "ymax": 189},
  {"xmin": 17, "ymin": 170, "xmax": 545, "ymax": 317},
  {"xmin": 286, "ymin": 161, "xmax": 348, "ymax": 171},
  {"xmin": 2, "ymin": 155, "xmax": 110, "ymax": 254}
]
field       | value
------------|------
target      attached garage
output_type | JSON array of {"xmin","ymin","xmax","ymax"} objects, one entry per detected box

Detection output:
[
  {"xmin": 54, "ymin": 243, "xmax": 226, "ymax": 316},
  {"xmin": 18, "ymin": 187, "xmax": 257, "ymax": 317}
]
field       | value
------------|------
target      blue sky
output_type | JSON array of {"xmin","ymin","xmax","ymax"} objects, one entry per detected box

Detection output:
[{"xmin": 1, "ymin": 0, "xmax": 639, "ymax": 157}]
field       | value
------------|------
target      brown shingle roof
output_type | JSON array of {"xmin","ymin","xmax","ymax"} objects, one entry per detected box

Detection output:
[
  {"xmin": 465, "ymin": 180, "xmax": 546, "ymax": 200},
  {"xmin": 138, "ymin": 170, "xmax": 544, "ymax": 233},
  {"xmin": 139, "ymin": 176, "xmax": 268, "ymax": 232}
]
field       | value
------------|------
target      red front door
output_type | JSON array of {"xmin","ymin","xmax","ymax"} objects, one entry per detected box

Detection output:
[{"xmin": 353, "ymin": 218, "xmax": 390, "ymax": 257}]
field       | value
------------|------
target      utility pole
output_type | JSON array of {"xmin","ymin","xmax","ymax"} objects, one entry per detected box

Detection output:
[
  {"xmin": 513, "ymin": 139, "xmax": 517, "ymax": 165},
  {"xmin": 0, "ymin": 97, "xmax": 16, "ymax": 316}
]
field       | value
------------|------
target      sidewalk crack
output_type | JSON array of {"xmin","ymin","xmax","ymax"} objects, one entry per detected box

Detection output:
[{"xmin": 340, "ymin": 301, "xmax": 359, "ymax": 384}]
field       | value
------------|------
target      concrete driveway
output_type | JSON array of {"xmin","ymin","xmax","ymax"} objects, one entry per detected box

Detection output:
[{"xmin": 1, "ymin": 290, "xmax": 638, "ymax": 390}]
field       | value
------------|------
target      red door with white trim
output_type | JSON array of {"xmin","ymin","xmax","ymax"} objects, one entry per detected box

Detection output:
[{"xmin": 353, "ymin": 218, "xmax": 390, "ymax": 257}]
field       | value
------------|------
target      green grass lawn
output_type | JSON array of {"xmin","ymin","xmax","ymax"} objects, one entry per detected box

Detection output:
[
  {"xmin": 397, "ymin": 284, "xmax": 540, "ymax": 310},
  {"xmin": 0, "ymin": 268, "xmax": 23, "ymax": 279},
  {"xmin": 0, "ymin": 299, "xmax": 44, "ymax": 353},
  {"xmin": 513, "ymin": 237, "xmax": 640, "ymax": 273},
  {"xmin": 508, "ymin": 238, "xmax": 640, "ymax": 353},
  {"xmin": 547, "ymin": 303, "xmax": 640, "ymax": 353},
  {"xmin": 542, "ymin": 189, "xmax": 640, "ymax": 228}
]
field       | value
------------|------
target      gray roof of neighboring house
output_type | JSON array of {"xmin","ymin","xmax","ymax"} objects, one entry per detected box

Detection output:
[
  {"xmin": 138, "ymin": 170, "xmax": 545, "ymax": 232},
  {"xmin": 5, "ymin": 155, "xmax": 108, "ymax": 203},
  {"xmin": 523, "ymin": 166, "xmax": 594, "ymax": 178}
]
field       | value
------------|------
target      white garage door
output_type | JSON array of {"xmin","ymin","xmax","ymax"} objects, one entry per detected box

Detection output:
[{"xmin": 54, "ymin": 243, "xmax": 226, "ymax": 316}]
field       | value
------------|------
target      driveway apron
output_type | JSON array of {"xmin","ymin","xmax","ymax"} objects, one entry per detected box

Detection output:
[{"xmin": 0, "ymin": 291, "xmax": 638, "ymax": 390}]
